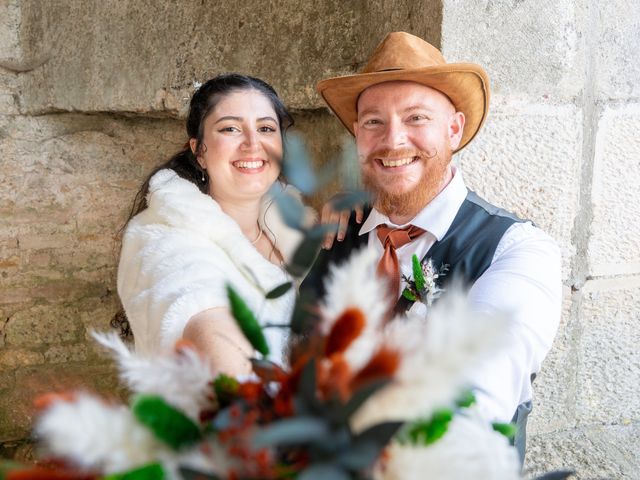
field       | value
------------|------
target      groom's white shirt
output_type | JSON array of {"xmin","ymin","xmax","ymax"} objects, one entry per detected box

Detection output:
[{"xmin": 359, "ymin": 166, "xmax": 562, "ymax": 423}]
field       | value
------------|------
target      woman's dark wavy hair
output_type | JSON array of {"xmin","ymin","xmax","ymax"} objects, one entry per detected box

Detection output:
[{"xmin": 112, "ymin": 73, "xmax": 294, "ymax": 340}]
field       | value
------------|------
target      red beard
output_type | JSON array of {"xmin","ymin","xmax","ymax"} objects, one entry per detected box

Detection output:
[{"xmin": 362, "ymin": 146, "xmax": 451, "ymax": 219}]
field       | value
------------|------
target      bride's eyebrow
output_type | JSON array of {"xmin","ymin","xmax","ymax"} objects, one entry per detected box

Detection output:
[
  {"xmin": 213, "ymin": 116, "xmax": 277, "ymax": 124},
  {"xmin": 214, "ymin": 116, "xmax": 242, "ymax": 124}
]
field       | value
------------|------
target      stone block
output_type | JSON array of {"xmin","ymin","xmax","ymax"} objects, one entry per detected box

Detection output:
[
  {"xmin": 528, "ymin": 287, "xmax": 578, "ymax": 435},
  {"xmin": 526, "ymin": 423, "xmax": 640, "ymax": 479},
  {"xmin": 0, "ymin": 0, "xmax": 21, "ymax": 64},
  {"xmin": 596, "ymin": 1, "xmax": 640, "ymax": 100},
  {"xmin": 0, "ymin": 362, "xmax": 122, "ymax": 442},
  {"xmin": 573, "ymin": 279, "xmax": 640, "ymax": 425},
  {"xmin": 441, "ymin": 0, "xmax": 584, "ymax": 99},
  {"xmin": 4, "ymin": 304, "xmax": 83, "ymax": 348},
  {"xmin": 16, "ymin": 0, "xmax": 440, "ymax": 114},
  {"xmin": 456, "ymin": 102, "xmax": 582, "ymax": 281},
  {"xmin": 44, "ymin": 344, "xmax": 88, "ymax": 364},
  {"xmin": 0, "ymin": 348, "xmax": 44, "ymax": 368},
  {"xmin": 0, "ymin": 371, "xmax": 15, "ymax": 392},
  {"xmin": 588, "ymin": 105, "xmax": 640, "ymax": 277}
]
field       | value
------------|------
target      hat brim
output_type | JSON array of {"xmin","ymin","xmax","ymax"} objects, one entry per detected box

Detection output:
[{"xmin": 316, "ymin": 63, "xmax": 490, "ymax": 152}]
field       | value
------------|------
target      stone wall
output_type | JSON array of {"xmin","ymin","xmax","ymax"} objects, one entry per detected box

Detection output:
[
  {"xmin": 0, "ymin": 0, "xmax": 441, "ymax": 458},
  {"xmin": 1, "ymin": 0, "xmax": 638, "ymax": 476},
  {"xmin": 442, "ymin": 0, "xmax": 640, "ymax": 477}
]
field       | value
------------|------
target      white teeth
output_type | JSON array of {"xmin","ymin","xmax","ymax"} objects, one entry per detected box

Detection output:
[
  {"xmin": 234, "ymin": 160, "xmax": 264, "ymax": 169},
  {"xmin": 380, "ymin": 157, "xmax": 415, "ymax": 167}
]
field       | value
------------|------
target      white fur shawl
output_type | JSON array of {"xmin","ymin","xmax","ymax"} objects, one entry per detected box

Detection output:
[{"xmin": 117, "ymin": 169, "xmax": 314, "ymax": 363}]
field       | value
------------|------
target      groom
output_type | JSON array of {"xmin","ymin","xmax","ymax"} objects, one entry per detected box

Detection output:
[{"xmin": 301, "ymin": 32, "xmax": 561, "ymax": 462}]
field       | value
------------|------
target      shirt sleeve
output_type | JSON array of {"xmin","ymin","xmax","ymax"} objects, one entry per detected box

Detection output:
[{"xmin": 465, "ymin": 222, "xmax": 562, "ymax": 422}]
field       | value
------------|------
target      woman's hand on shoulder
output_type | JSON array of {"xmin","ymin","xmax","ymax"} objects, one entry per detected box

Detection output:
[{"xmin": 320, "ymin": 193, "xmax": 364, "ymax": 250}]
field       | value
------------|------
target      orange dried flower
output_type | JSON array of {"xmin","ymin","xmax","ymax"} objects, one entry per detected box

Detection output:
[
  {"xmin": 324, "ymin": 308, "xmax": 366, "ymax": 357},
  {"xmin": 238, "ymin": 382, "xmax": 263, "ymax": 403},
  {"xmin": 350, "ymin": 348, "xmax": 400, "ymax": 392},
  {"xmin": 33, "ymin": 392, "xmax": 76, "ymax": 411}
]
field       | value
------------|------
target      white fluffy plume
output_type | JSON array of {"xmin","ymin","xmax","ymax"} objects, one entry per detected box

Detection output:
[
  {"xmin": 36, "ymin": 393, "xmax": 164, "ymax": 474},
  {"xmin": 351, "ymin": 285, "xmax": 509, "ymax": 432},
  {"xmin": 319, "ymin": 248, "xmax": 392, "ymax": 371},
  {"xmin": 92, "ymin": 332, "xmax": 213, "ymax": 420},
  {"xmin": 376, "ymin": 414, "xmax": 521, "ymax": 480}
]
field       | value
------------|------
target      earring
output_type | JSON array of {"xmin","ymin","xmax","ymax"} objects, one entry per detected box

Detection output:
[{"xmin": 201, "ymin": 170, "xmax": 206, "ymax": 182}]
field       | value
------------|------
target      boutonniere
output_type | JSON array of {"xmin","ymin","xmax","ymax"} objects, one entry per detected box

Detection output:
[{"xmin": 402, "ymin": 254, "xmax": 449, "ymax": 306}]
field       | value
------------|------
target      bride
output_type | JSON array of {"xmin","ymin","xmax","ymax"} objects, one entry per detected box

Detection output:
[{"xmin": 117, "ymin": 74, "xmax": 313, "ymax": 376}]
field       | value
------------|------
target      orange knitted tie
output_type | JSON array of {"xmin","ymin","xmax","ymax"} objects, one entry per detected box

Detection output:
[{"xmin": 376, "ymin": 224, "xmax": 427, "ymax": 295}]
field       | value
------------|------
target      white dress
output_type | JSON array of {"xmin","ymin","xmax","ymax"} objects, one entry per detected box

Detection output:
[{"xmin": 117, "ymin": 169, "xmax": 313, "ymax": 366}]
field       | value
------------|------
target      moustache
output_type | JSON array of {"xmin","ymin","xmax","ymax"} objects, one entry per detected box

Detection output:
[{"xmin": 364, "ymin": 148, "xmax": 437, "ymax": 165}]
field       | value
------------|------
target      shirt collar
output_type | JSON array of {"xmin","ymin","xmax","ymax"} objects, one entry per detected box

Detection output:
[{"xmin": 359, "ymin": 165, "xmax": 467, "ymax": 241}]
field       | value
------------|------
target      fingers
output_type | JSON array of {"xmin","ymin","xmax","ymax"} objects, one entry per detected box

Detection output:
[
  {"xmin": 355, "ymin": 205, "xmax": 364, "ymax": 224},
  {"xmin": 320, "ymin": 195, "xmax": 366, "ymax": 250},
  {"xmin": 337, "ymin": 211, "xmax": 350, "ymax": 241},
  {"xmin": 321, "ymin": 202, "xmax": 340, "ymax": 250}
]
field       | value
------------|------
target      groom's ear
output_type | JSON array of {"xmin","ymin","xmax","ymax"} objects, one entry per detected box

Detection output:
[{"xmin": 353, "ymin": 121, "xmax": 359, "ymax": 137}]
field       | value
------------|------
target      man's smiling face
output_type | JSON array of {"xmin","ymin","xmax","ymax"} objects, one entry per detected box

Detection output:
[{"xmin": 353, "ymin": 81, "xmax": 465, "ymax": 220}]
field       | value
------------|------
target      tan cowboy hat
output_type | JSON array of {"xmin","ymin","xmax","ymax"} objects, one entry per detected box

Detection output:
[{"xmin": 316, "ymin": 31, "xmax": 490, "ymax": 152}]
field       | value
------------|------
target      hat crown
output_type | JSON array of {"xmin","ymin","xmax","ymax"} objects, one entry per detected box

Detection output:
[{"xmin": 362, "ymin": 31, "xmax": 445, "ymax": 73}]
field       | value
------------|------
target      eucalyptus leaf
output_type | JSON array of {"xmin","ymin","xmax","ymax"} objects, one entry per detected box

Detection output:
[
  {"xmin": 329, "ymin": 190, "xmax": 370, "ymax": 211},
  {"xmin": 455, "ymin": 389, "xmax": 476, "ymax": 409},
  {"xmin": 282, "ymin": 133, "xmax": 317, "ymax": 195},
  {"xmin": 131, "ymin": 395, "xmax": 201, "ymax": 450},
  {"xmin": 532, "ymin": 471, "xmax": 575, "ymax": 480},
  {"xmin": 398, "ymin": 409, "xmax": 453, "ymax": 446},
  {"xmin": 286, "ymin": 234, "xmax": 322, "ymax": 277},
  {"xmin": 290, "ymin": 290, "xmax": 319, "ymax": 335},
  {"xmin": 353, "ymin": 421, "xmax": 404, "ymax": 449},
  {"xmin": 213, "ymin": 374, "xmax": 239, "ymax": 405},
  {"xmin": 265, "ymin": 281, "xmax": 292, "ymax": 299},
  {"xmin": 492, "ymin": 422, "xmax": 518, "ymax": 439},
  {"xmin": 226, "ymin": 284, "xmax": 270, "ymax": 356},
  {"xmin": 103, "ymin": 463, "xmax": 166, "ymax": 480},
  {"xmin": 178, "ymin": 466, "xmax": 222, "ymax": 479},
  {"xmin": 335, "ymin": 440, "xmax": 381, "ymax": 471},
  {"xmin": 252, "ymin": 416, "xmax": 329, "ymax": 448},
  {"xmin": 412, "ymin": 254, "xmax": 426, "ymax": 291},
  {"xmin": 305, "ymin": 223, "xmax": 341, "ymax": 239},
  {"xmin": 211, "ymin": 406, "xmax": 234, "ymax": 431},
  {"xmin": 298, "ymin": 463, "xmax": 350, "ymax": 480},
  {"xmin": 270, "ymin": 186, "xmax": 307, "ymax": 230},
  {"xmin": 336, "ymin": 379, "xmax": 390, "ymax": 423},
  {"xmin": 402, "ymin": 289, "xmax": 417, "ymax": 301}
]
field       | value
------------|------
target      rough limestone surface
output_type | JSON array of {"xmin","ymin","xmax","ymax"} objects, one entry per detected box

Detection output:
[
  {"xmin": 588, "ymin": 105, "xmax": 640, "ymax": 277},
  {"xmin": 440, "ymin": 0, "xmax": 583, "ymax": 99},
  {"xmin": 0, "ymin": 0, "xmax": 21, "ymax": 63},
  {"xmin": 575, "ymin": 281, "xmax": 640, "ymax": 425},
  {"xmin": 0, "ymin": 113, "xmax": 184, "ymax": 441},
  {"xmin": 595, "ymin": 1, "xmax": 640, "ymax": 100},
  {"xmin": 442, "ymin": 0, "xmax": 640, "ymax": 477},
  {"xmin": 15, "ymin": 0, "xmax": 440, "ymax": 114},
  {"xmin": 526, "ymin": 423, "xmax": 640, "ymax": 479},
  {"xmin": 528, "ymin": 287, "xmax": 579, "ymax": 434},
  {"xmin": 456, "ymin": 100, "xmax": 581, "ymax": 280}
]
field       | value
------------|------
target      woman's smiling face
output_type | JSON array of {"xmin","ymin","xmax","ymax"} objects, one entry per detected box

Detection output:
[{"xmin": 194, "ymin": 89, "xmax": 283, "ymax": 203}]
